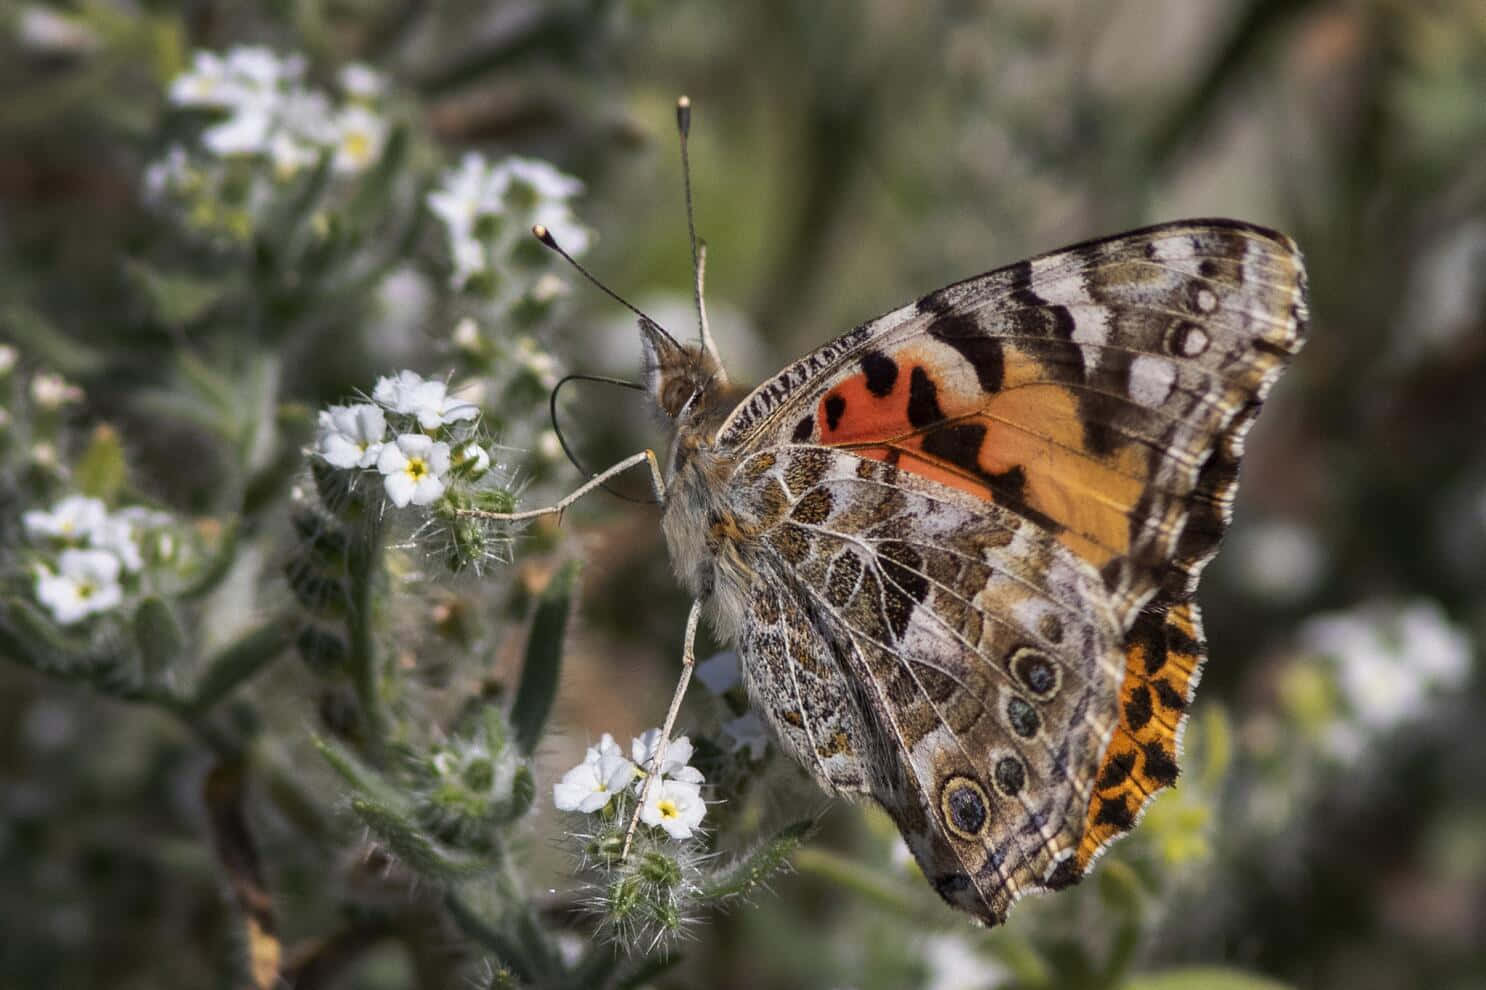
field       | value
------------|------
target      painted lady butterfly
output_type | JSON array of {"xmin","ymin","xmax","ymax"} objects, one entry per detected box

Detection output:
[{"xmin": 489, "ymin": 116, "xmax": 1308, "ymax": 925}]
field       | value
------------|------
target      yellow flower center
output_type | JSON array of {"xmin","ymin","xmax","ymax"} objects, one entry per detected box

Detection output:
[
  {"xmin": 657, "ymin": 799, "xmax": 679, "ymax": 820},
  {"xmin": 403, "ymin": 457, "xmax": 428, "ymax": 482},
  {"xmin": 76, "ymin": 580, "xmax": 96, "ymax": 600},
  {"xmin": 342, "ymin": 132, "xmax": 370, "ymax": 165}
]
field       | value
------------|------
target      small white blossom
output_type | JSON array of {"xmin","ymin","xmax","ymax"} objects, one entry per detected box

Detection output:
[
  {"xmin": 721, "ymin": 712, "xmax": 770, "ymax": 761},
  {"xmin": 531, "ymin": 200, "xmax": 591, "ymax": 257},
  {"xmin": 639, "ymin": 778, "xmax": 706, "ymax": 840},
  {"xmin": 372, "ymin": 370, "xmax": 478, "ymax": 430},
  {"xmin": 536, "ymin": 430, "xmax": 563, "ymax": 463},
  {"xmin": 17, "ymin": 6, "xmax": 100, "ymax": 54},
  {"xmin": 23, "ymin": 495, "xmax": 108, "ymax": 542},
  {"xmin": 454, "ymin": 442, "xmax": 491, "ymax": 478},
  {"xmin": 35, "ymin": 549, "xmax": 123, "ymax": 625},
  {"xmin": 631, "ymin": 730, "xmax": 705, "ymax": 787},
  {"xmin": 427, "ymin": 153, "xmax": 508, "ymax": 238},
  {"xmin": 316, "ymin": 403, "xmax": 387, "ymax": 469},
  {"xmin": 339, "ymin": 63, "xmax": 384, "ymax": 100},
  {"xmin": 695, "ymin": 650, "xmax": 741, "ymax": 694},
  {"xmin": 1303, "ymin": 599, "xmax": 1474, "ymax": 759},
  {"xmin": 0, "ymin": 344, "xmax": 17, "ymax": 375},
  {"xmin": 30, "ymin": 372, "xmax": 82, "ymax": 409},
  {"xmin": 168, "ymin": 50, "xmax": 239, "ymax": 108},
  {"xmin": 529, "ymin": 272, "xmax": 569, "ymax": 303},
  {"xmin": 332, "ymin": 104, "xmax": 387, "ymax": 174},
  {"xmin": 201, "ymin": 96, "xmax": 276, "ymax": 156},
  {"xmin": 496, "ymin": 156, "xmax": 584, "ymax": 202},
  {"xmin": 143, "ymin": 146, "xmax": 193, "ymax": 202},
  {"xmin": 89, "ymin": 515, "xmax": 143, "ymax": 573},
  {"xmin": 376, "ymin": 434, "xmax": 450, "ymax": 507},
  {"xmin": 553, "ymin": 744, "xmax": 636, "ymax": 814},
  {"xmin": 451, "ymin": 317, "xmax": 483, "ymax": 354}
]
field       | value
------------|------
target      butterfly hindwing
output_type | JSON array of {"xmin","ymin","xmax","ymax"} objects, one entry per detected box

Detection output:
[{"xmin": 724, "ymin": 445, "xmax": 1127, "ymax": 923}]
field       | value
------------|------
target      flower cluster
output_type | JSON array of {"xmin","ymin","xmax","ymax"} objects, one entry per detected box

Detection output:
[
  {"xmin": 165, "ymin": 47, "xmax": 387, "ymax": 178},
  {"xmin": 1300, "ymin": 598, "xmax": 1474, "ymax": 761},
  {"xmin": 314, "ymin": 369, "xmax": 488, "ymax": 508},
  {"xmin": 145, "ymin": 48, "xmax": 391, "ymax": 240},
  {"xmin": 427, "ymin": 153, "xmax": 590, "ymax": 292},
  {"xmin": 23, "ymin": 496, "xmax": 176, "ymax": 625},
  {"xmin": 553, "ymin": 730, "xmax": 708, "ymax": 840},
  {"xmin": 311, "ymin": 369, "xmax": 514, "ymax": 571}
]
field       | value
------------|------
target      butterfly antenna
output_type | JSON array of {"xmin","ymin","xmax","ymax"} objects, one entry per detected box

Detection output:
[
  {"xmin": 549, "ymin": 373, "xmax": 658, "ymax": 504},
  {"xmin": 530, "ymin": 224, "xmax": 683, "ymax": 350},
  {"xmin": 676, "ymin": 96, "xmax": 727, "ymax": 383}
]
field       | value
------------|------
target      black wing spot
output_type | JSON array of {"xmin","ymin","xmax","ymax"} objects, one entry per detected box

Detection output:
[
  {"xmin": 907, "ymin": 367, "xmax": 943, "ymax": 428},
  {"xmin": 860, "ymin": 351, "xmax": 899, "ymax": 397},
  {"xmin": 928, "ymin": 313, "xmax": 1005, "ymax": 393},
  {"xmin": 1142, "ymin": 741, "xmax": 1180, "ymax": 787},
  {"xmin": 792, "ymin": 415, "xmax": 814, "ymax": 442},
  {"xmin": 1006, "ymin": 696, "xmax": 1041, "ymax": 738},
  {"xmin": 824, "ymin": 394, "xmax": 846, "ymax": 431},
  {"xmin": 1094, "ymin": 794, "xmax": 1135, "ymax": 830},
  {"xmin": 1097, "ymin": 749, "xmax": 1137, "ymax": 789},
  {"xmin": 1124, "ymin": 684, "xmax": 1154, "ymax": 732},
  {"xmin": 994, "ymin": 756, "xmax": 1025, "ymax": 797}
]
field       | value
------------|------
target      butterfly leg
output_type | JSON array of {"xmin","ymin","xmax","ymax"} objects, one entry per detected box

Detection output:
[
  {"xmin": 622, "ymin": 597, "xmax": 703, "ymax": 858},
  {"xmin": 458, "ymin": 449, "xmax": 665, "ymax": 522}
]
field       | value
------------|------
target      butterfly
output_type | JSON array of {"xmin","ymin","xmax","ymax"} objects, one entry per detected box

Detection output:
[{"xmin": 504, "ymin": 209, "xmax": 1308, "ymax": 924}]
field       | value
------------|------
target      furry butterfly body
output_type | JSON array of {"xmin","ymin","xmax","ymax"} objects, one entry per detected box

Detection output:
[{"xmin": 640, "ymin": 218, "xmax": 1307, "ymax": 924}]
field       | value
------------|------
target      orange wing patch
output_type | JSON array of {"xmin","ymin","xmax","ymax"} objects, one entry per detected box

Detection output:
[
  {"xmin": 1075, "ymin": 600, "xmax": 1205, "ymax": 870},
  {"xmin": 814, "ymin": 342, "xmax": 1147, "ymax": 569}
]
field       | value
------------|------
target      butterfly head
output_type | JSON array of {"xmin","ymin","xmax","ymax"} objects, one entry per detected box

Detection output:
[{"xmin": 638, "ymin": 316, "xmax": 733, "ymax": 433}]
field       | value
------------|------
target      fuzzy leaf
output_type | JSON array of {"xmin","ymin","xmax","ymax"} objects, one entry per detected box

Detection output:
[
  {"xmin": 350, "ymin": 796, "xmax": 492, "ymax": 882},
  {"xmin": 74, "ymin": 425, "xmax": 128, "ymax": 501},
  {"xmin": 190, "ymin": 619, "xmax": 293, "ymax": 712},
  {"xmin": 124, "ymin": 258, "xmax": 229, "ymax": 327},
  {"xmin": 511, "ymin": 560, "xmax": 579, "ymax": 755},
  {"xmin": 700, "ymin": 820, "xmax": 813, "ymax": 901},
  {"xmin": 133, "ymin": 596, "xmax": 185, "ymax": 674}
]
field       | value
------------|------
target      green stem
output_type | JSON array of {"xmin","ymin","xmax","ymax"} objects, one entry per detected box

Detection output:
[
  {"xmin": 346, "ymin": 519, "xmax": 389, "ymax": 762},
  {"xmin": 791, "ymin": 846, "xmax": 921, "ymax": 918}
]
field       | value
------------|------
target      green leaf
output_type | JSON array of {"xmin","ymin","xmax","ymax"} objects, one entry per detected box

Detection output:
[
  {"xmin": 350, "ymin": 796, "xmax": 493, "ymax": 882},
  {"xmin": 189, "ymin": 619, "xmax": 293, "ymax": 712},
  {"xmin": 123, "ymin": 258, "xmax": 229, "ymax": 327},
  {"xmin": 133, "ymin": 596, "xmax": 185, "ymax": 675},
  {"xmin": 510, "ymin": 560, "xmax": 579, "ymax": 755},
  {"xmin": 701, "ymin": 820, "xmax": 813, "ymax": 901},
  {"xmin": 74, "ymin": 426, "xmax": 128, "ymax": 502},
  {"xmin": 1122, "ymin": 968, "xmax": 1296, "ymax": 990}
]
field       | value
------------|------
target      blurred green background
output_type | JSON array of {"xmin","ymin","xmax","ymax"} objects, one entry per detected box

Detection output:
[{"xmin": 2, "ymin": 1, "xmax": 1485, "ymax": 988}]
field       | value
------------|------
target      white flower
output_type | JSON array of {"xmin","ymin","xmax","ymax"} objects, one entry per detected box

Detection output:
[
  {"xmin": 695, "ymin": 650, "xmax": 741, "ymax": 694},
  {"xmin": 23, "ymin": 495, "xmax": 108, "ymax": 542},
  {"xmin": 332, "ymin": 104, "xmax": 387, "ymax": 174},
  {"xmin": 451, "ymin": 317, "xmax": 483, "ymax": 354},
  {"xmin": 495, "ymin": 156, "xmax": 584, "ymax": 202},
  {"xmin": 721, "ymin": 712, "xmax": 770, "ymax": 761},
  {"xmin": 35, "ymin": 549, "xmax": 123, "ymax": 625},
  {"xmin": 1231, "ymin": 519, "xmax": 1325, "ymax": 603},
  {"xmin": 168, "ymin": 50, "xmax": 239, "ymax": 108},
  {"xmin": 372, "ymin": 370, "xmax": 479, "ymax": 430},
  {"xmin": 202, "ymin": 96, "xmax": 276, "ymax": 156},
  {"xmin": 89, "ymin": 515, "xmax": 143, "ymax": 573},
  {"xmin": 919, "ymin": 934, "xmax": 1012, "ymax": 990},
  {"xmin": 143, "ymin": 146, "xmax": 193, "ymax": 202},
  {"xmin": 448, "ymin": 232, "xmax": 489, "ymax": 289},
  {"xmin": 376, "ymin": 434, "xmax": 450, "ymax": 507},
  {"xmin": 639, "ymin": 778, "xmax": 706, "ymax": 839},
  {"xmin": 339, "ymin": 63, "xmax": 384, "ymax": 100},
  {"xmin": 17, "ymin": 6, "xmax": 99, "ymax": 54},
  {"xmin": 453, "ymin": 442, "xmax": 491, "ymax": 478},
  {"xmin": 316, "ymin": 403, "xmax": 387, "ymax": 469},
  {"xmin": 427, "ymin": 153, "xmax": 508, "ymax": 238},
  {"xmin": 0, "ymin": 344, "xmax": 17, "ymax": 375},
  {"xmin": 631, "ymin": 730, "xmax": 705, "ymax": 787},
  {"xmin": 1303, "ymin": 599, "xmax": 1474, "ymax": 753},
  {"xmin": 553, "ymin": 743, "xmax": 636, "ymax": 814},
  {"xmin": 30, "ymin": 372, "xmax": 82, "ymax": 409},
  {"xmin": 531, "ymin": 201, "xmax": 591, "ymax": 257}
]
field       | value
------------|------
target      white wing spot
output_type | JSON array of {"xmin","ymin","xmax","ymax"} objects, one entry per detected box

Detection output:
[
  {"xmin": 1196, "ymin": 289, "xmax": 1217, "ymax": 312},
  {"xmin": 1129, "ymin": 354, "xmax": 1176, "ymax": 407},
  {"xmin": 1180, "ymin": 325, "xmax": 1210, "ymax": 357}
]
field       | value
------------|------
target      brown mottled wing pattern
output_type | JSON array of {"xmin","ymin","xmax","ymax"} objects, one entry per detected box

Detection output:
[
  {"xmin": 710, "ymin": 220, "xmax": 1307, "ymax": 921},
  {"xmin": 725, "ymin": 446, "xmax": 1127, "ymax": 923}
]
